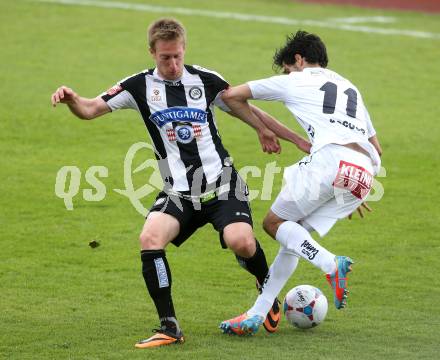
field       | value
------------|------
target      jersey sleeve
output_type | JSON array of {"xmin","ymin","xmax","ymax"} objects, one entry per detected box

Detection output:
[
  {"xmin": 213, "ymin": 91, "xmax": 230, "ymax": 112},
  {"xmin": 191, "ymin": 64, "xmax": 230, "ymax": 110},
  {"xmin": 247, "ymin": 75, "xmax": 289, "ymax": 102},
  {"xmin": 211, "ymin": 71, "xmax": 230, "ymax": 111},
  {"xmin": 100, "ymin": 74, "xmax": 140, "ymax": 112}
]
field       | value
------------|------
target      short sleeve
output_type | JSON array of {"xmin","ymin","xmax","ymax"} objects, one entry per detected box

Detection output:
[
  {"xmin": 100, "ymin": 74, "xmax": 140, "ymax": 112},
  {"xmin": 213, "ymin": 90, "xmax": 230, "ymax": 112},
  {"xmin": 247, "ymin": 75, "xmax": 289, "ymax": 102},
  {"xmin": 190, "ymin": 65, "xmax": 229, "ymax": 106}
]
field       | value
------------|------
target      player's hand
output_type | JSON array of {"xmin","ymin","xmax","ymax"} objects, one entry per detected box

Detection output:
[
  {"xmin": 258, "ymin": 128, "xmax": 281, "ymax": 154},
  {"xmin": 296, "ymin": 138, "xmax": 312, "ymax": 154},
  {"xmin": 51, "ymin": 86, "xmax": 78, "ymax": 107},
  {"xmin": 348, "ymin": 202, "xmax": 372, "ymax": 220}
]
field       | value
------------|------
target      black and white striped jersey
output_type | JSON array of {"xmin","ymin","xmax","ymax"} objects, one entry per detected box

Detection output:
[{"xmin": 101, "ymin": 65, "xmax": 232, "ymax": 193}]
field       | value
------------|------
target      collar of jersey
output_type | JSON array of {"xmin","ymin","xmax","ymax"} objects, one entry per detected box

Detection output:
[
  {"xmin": 153, "ymin": 67, "xmax": 186, "ymax": 85},
  {"xmin": 302, "ymin": 67, "xmax": 324, "ymax": 73}
]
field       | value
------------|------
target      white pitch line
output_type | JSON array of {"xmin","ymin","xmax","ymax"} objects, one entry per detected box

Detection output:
[
  {"xmin": 328, "ymin": 16, "xmax": 396, "ymax": 24},
  {"xmin": 36, "ymin": 0, "xmax": 440, "ymax": 40}
]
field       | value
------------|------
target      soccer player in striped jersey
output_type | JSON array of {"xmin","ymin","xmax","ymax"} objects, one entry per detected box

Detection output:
[
  {"xmin": 51, "ymin": 19, "xmax": 310, "ymax": 348},
  {"xmin": 219, "ymin": 30, "xmax": 383, "ymax": 336}
]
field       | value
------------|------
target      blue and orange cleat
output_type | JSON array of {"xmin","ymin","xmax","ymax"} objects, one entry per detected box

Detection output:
[
  {"xmin": 220, "ymin": 313, "xmax": 264, "ymax": 336},
  {"xmin": 326, "ymin": 256, "xmax": 354, "ymax": 309}
]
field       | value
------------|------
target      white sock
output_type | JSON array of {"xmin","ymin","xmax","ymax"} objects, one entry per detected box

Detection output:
[
  {"xmin": 247, "ymin": 246, "xmax": 299, "ymax": 318},
  {"xmin": 275, "ymin": 221, "xmax": 336, "ymax": 274}
]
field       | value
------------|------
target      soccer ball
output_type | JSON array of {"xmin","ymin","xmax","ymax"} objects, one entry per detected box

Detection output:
[{"xmin": 283, "ymin": 285, "xmax": 328, "ymax": 329}]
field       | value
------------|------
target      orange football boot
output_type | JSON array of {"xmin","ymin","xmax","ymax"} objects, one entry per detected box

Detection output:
[
  {"xmin": 135, "ymin": 329, "xmax": 184, "ymax": 349},
  {"xmin": 263, "ymin": 298, "xmax": 281, "ymax": 333}
]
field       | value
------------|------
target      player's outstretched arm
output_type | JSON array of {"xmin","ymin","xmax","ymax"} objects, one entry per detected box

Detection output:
[
  {"xmin": 250, "ymin": 105, "xmax": 311, "ymax": 154},
  {"xmin": 51, "ymin": 86, "xmax": 110, "ymax": 120},
  {"xmin": 221, "ymin": 85, "xmax": 280, "ymax": 154}
]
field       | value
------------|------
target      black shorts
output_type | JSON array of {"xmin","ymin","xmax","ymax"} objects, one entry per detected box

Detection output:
[{"xmin": 148, "ymin": 169, "xmax": 253, "ymax": 248}]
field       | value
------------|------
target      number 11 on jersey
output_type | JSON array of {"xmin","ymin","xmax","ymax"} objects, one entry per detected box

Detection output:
[{"xmin": 320, "ymin": 81, "xmax": 358, "ymax": 118}]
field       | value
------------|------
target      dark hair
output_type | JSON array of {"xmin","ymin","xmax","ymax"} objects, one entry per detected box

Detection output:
[{"xmin": 273, "ymin": 30, "xmax": 328, "ymax": 71}]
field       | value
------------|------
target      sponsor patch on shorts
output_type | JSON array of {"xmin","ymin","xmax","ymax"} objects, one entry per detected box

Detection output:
[
  {"xmin": 154, "ymin": 258, "xmax": 169, "ymax": 288},
  {"xmin": 333, "ymin": 160, "xmax": 372, "ymax": 199}
]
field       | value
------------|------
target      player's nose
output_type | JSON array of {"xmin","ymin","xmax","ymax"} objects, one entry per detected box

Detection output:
[{"xmin": 170, "ymin": 59, "xmax": 178, "ymax": 71}]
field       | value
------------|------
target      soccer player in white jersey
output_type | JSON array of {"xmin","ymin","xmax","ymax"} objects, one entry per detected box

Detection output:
[
  {"xmin": 219, "ymin": 30, "xmax": 383, "ymax": 335},
  {"xmin": 50, "ymin": 19, "xmax": 312, "ymax": 348}
]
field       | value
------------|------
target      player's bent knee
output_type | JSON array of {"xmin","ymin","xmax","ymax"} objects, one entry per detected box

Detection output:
[
  {"xmin": 139, "ymin": 230, "xmax": 166, "ymax": 250},
  {"xmin": 227, "ymin": 234, "xmax": 256, "ymax": 257},
  {"xmin": 222, "ymin": 222, "xmax": 256, "ymax": 257}
]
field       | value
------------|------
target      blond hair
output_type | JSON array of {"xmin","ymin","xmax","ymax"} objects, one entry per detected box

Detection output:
[{"xmin": 147, "ymin": 18, "xmax": 186, "ymax": 50}]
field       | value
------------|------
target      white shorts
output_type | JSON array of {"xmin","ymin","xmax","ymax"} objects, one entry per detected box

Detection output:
[{"xmin": 271, "ymin": 144, "xmax": 374, "ymax": 237}]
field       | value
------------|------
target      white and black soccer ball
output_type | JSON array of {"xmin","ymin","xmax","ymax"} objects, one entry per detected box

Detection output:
[{"xmin": 283, "ymin": 285, "xmax": 328, "ymax": 329}]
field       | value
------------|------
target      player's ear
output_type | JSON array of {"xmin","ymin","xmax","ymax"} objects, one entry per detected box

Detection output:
[{"xmin": 294, "ymin": 54, "xmax": 302, "ymax": 66}]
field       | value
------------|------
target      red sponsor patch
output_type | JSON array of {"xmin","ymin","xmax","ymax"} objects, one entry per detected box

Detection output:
[
  {"xmin": 333, "ymin": 160, "xmax": 372, "ymax": 199},
  {"xmin": 106, "ymin": 84, "xmax": 123, "ymax": 96},
  {"xmin": 193, "ymin": 125, "xmax": 202, "ymax": 137},
  {"xmin": 166, "ymin": 129, "xmax": 176, "ymax": 141},
  {"xmin": 166, "ymin": 125, "xmax": 201, "ymax": 142}
]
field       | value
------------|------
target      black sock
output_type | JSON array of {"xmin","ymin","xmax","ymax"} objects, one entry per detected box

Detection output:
[
  {"xmin": 140, "ymin": 249, "xmax": 179, "ymax": 333},
  {"xmin": 235, "ymin": 240, "xmax": 269, "ymax": 285}
]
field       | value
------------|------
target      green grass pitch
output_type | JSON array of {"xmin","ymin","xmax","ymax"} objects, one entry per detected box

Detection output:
[{"xmin": 1, "ymin": 0, "xmax": 440, "ymax": 359}]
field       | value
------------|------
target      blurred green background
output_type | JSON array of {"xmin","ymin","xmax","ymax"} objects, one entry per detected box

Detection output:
[{"xmin": 1, "ymin": 1, "xmax": 439, "ymax": 359}]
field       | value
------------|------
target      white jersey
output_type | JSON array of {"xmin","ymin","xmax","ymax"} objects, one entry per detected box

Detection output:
[{"xmin": 248, "ymin": 67, "xmax": 381, "ymax": 174}]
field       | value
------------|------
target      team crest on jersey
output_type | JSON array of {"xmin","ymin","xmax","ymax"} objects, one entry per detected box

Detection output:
[
  {"xmin": 106, "ymin": 84, "xmax": 122, "ymax": 96},
  {"xmin": 176, "ymin": 125, "xmax": 193, "ymax": 143},
  {"xmin": 166, "ymin": 124, "xmax": 202, "ymax": 143},
  {"xmin": 189, "ymin": 86, "xmax": 203, "ymax": 100},
  {"xmin": 151, "ymin": 88, "xmax": 162, "ymax": 102}
]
